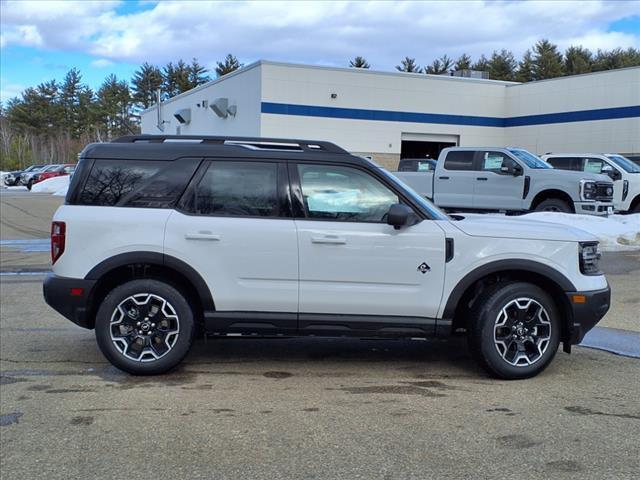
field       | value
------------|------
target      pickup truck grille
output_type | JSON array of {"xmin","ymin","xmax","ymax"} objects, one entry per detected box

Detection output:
[{"xmin": 595, "ymin": 182, "xmax": 614, "ymax": 201}]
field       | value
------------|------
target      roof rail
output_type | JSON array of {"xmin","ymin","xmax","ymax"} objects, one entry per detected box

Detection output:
[{"xmin": 112, "ymin": 135, "xmax": 348, "ymax": 154}]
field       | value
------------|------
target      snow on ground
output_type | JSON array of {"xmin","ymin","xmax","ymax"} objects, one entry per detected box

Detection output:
[
  {"xmin": 463, "ymin": 212, "xmax": 640, "ymax": 251},
  {"xmin": 31, "ymin": 175, "xmax": 70, "ymax": 194}
]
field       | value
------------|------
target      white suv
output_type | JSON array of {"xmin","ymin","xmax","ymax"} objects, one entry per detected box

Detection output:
[
  {"xmin": 44, "ymin": 136, "xmax": 611, "ymax": 379},
  {"xmin": 542, "ymin": 153, "xmax": 640, "ymax": 213}
]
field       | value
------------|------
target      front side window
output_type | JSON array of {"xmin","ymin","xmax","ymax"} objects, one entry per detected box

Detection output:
[
  {"xmin": 191, "ymin": 161, "xmax": 281, "ymax": 217},
  {"xmin": 584, "ymin": 158, "xmax": 605, "ymax": 174},
  {"xmin": 479, "ymin": 151, "xmax": 515, "ymax": 172},
  {"xmin": 297, "ymin": 164, "xmax": 398, "ymax": 222}
]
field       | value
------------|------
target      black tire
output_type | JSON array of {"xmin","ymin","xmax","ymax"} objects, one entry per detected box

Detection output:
[
  {"xmin": 95, "ymin": 279, "xmax": 195, "ymax": 375},
  {"xmin": 534, "ymin": 198, "xmax": 572, "ymax": 213},
  {"xmin": 468, "ymin": 282, "xmax": 560, "ymax": 380},
  {"xmin": 632, "ymin": 202, "xmax": 640, "ymax": 214},
  {"xmin": 26, "ymin": 179, "xmax": 33, "ymax": 191}
]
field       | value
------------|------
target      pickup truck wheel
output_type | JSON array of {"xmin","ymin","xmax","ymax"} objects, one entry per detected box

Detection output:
[
  {"xmin": 95, "ymin": 279, "xmax": 195, "ymax": 375},
  {"xmin": 468, "ymin": 282, "xmax": 560, "ymax": 379},
  {"xmin": 534, "ymin": 198, "xmax": 572, "ymax": 213}
]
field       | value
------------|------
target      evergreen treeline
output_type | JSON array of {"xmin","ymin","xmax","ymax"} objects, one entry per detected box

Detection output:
[{"xmin": 2, "ymin": 40, "xmax": 639, "ymax": 170}]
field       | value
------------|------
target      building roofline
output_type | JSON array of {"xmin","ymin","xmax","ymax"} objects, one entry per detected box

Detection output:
[
  {"xmin": 506, "ymin": 65, "xmax": 640, "ymax": 88},
  {"xmin": 139, "ymin": 60, "xmax": 263, "ymax": 114}
]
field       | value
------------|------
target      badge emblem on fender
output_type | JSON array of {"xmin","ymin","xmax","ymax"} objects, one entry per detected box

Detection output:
[{"xmin": 417, "ymin": 262, "xmax": 431, "ymax": 274}]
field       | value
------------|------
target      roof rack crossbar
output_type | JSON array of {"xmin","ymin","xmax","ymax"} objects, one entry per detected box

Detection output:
[{"xmin": 112, "ymin": 135, "xmax": 348, "ymax": 154}]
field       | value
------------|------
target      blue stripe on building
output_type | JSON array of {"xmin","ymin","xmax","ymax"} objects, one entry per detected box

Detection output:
[{"xmin": 261, "ymin": 102, "xmax": 640, "ymax": 128}]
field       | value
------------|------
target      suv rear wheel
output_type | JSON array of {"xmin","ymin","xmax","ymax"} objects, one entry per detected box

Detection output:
[
  {"xmin": 468, "ymin": 282, "xmax": 560, "ymax": 379},
  {"xmin": 95, "ymin": 279, "xmax": 195, "ymax": 375}
]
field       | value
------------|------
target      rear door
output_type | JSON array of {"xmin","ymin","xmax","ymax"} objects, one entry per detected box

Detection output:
[
  {"xmin": 472, "ymin": 150, "xmax": 525, "ymax": 210},
  {"xmin": 435, "ymin": 151, "xmax": 476, "ymax": 208},
  {"xmin": 164, "ymin": 159, "xmax": 298, "ymax": 331}
]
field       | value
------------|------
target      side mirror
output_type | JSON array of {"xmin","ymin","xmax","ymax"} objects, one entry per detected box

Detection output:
[
  {"xmin": 500, "ymin": 164, "xmax": 523, "ymax": 177},
  {"xmin": 387, "ymin": 204, "xmax": 414, "ymax": 230},
  {"xmin": 601, "ymin": 165, "xmax": 621, "ymax": 180}
]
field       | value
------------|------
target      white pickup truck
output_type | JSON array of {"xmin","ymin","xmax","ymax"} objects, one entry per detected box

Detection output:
[
  {"xmin": 395, "ymin": 147, "xmax": 615, "ymax": 215},
  {"xmin": 542, "ymin": 153, "xmax": 640, "ymax": 213}
]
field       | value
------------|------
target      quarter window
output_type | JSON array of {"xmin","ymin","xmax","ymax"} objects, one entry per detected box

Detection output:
[
  {"xmin": 191, "ymin": 161, "xmax": 281, "ymax": 217},
  {"xmin": 297, "ymin": 164, "xmax": 399, "ymax": 222}
]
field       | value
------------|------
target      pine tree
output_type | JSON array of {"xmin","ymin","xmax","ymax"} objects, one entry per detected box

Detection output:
[
  {"xmin": 563, "ymin": 46, "xmax": 593, "ymax": 75},
  {"xmin": 187, "ymin": 58, "xmax": 210, "ymax": 89},
  {"xmin": 532, "ymin": 39, "xmax": 563, "ymax": 80},
  {"xmin": 60, "ymin": 68, "xmax": 94, "ymax": 138},
  {"xmin": 472, "ymin": 54, "xmax": 490, "ymax": 72},
  {"xmin": 349, "ymin": 56, "xmax": 370, "ymax": 69},
  {"xmin": 516, "ymin": 50, "xmax": 535, "ymax": 82},
  {"xmin": 97, "ymin": 74, "xmax": 131, "ymax": 139},
  {"xmin": 174, "ymin": 60, "xmax": 192, "ymax": 93},
  {"xmin": 488, "ymin": 49, "xmax": 517, "ymax": 81},
  {"xmin": 396, "ymin": 57, "xmax": 421, "ymax": 73},
  {"xmin": 425, "ymin": 55, "xmax": 453, "ymax": 74},
  {"xmin": 215, "ymin": 54, "xmax": 242, "ymax": 77},
  {"xmin": 131, "ymin": 62, "xmax": 163, "ymax": 108},
  {"xmin": 454, "ymin": 53, "xmax": 472, "ymax": 71}
]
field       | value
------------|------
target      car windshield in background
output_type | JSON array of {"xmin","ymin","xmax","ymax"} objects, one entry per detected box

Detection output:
[
  {"xmin": 606, "ymin": 154, "xmax": 640, "ymax": 173},
  {"xmin": 508, "ymin": 149, "xmax": 552, "ymax": 169}
]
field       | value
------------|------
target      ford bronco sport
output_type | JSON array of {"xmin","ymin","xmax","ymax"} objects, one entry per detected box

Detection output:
[{"xmin": 43, "ymin": 135, "xmax": 611, "ymax": 379}]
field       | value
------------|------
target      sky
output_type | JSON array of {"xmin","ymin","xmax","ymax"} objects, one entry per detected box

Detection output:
[{"xmin": 1, "ymin": 0, "xmax": 639, "ymax": 102}]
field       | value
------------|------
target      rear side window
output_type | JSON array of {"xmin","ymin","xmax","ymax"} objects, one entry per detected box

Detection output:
[
  {"xmin": 444, "ymin": 151, "xmax": 475, "ymax": 171},
  {"xmin": 546, "ymin": 157, "xmax": 582, "ymax": 171},
  {"xmin": 77, "ymin": 158, "xmax": 199, "ymax": 208},
  {"xmin": 187, "ymin": 161, "xmax": 281, "ymax": 217}
]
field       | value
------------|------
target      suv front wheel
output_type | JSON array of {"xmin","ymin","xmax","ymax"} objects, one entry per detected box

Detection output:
[
  {"xmin": 468, "ymin": 282, "xmax": 560, "ymax": 379},
  {"xmin": 95, "ymin": 279, "xmax": 195, "ymax": 375}
]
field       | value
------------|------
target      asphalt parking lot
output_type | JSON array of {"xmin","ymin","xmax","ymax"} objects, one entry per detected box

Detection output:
[{"xmin": 1, "ymin": 189, "xmax": 639, "ymax": 479}]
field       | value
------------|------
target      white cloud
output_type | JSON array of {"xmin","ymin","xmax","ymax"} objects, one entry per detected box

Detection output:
[
  {"xmin": 90, "ymin": 58, "xmax": 115, "ymax": 68},
  {"xmin": 0, "ymin": 79, "xmax": 26, "ymax": 102},
  {"xmin": 1, "ymin": 0, "xmax": 639, "ymax": 69}
]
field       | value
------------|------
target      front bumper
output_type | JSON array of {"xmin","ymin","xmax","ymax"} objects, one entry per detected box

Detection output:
[
  {"xmin": 43, "ymin": 273, "xmax": 96, "ymax": 329},
  {"xmin": 565, "ymin": 285, "xmax": 611, "ymax": 345},
  {"xmin": 575, "ymin": 201, "xmax": 614, "ymax": 216}
]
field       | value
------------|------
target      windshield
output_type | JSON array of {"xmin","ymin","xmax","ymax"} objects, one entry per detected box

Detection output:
[
  {"xmin": 508, "ymin": 149, "xmax": 552, "ymax": 169},
  {"xmin": 375, "ymin": 166, "xmax": 449, "ymax": 220},
  {"xmin": 606, "ymin": 154, "xmax": 640, "ymax": 173}
]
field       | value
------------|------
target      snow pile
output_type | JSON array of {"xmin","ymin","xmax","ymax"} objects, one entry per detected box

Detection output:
[
  {"xmin": 515, "ymin": 212, "xmax": 640, "ymax": 251},
  {"xmin": 31, "ymin": 175, "xmax": 70, "ymax": 194},
  {"xmin": 0, "ymin": 171, "xmax": 7, "ymax": 187}
]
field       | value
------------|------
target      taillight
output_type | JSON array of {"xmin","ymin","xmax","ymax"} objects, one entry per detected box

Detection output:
[{"xmin": 51, "ymin": 221, "xmax": 66, "ymax": 264}]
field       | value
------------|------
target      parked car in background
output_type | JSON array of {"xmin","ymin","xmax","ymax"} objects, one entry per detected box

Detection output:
[
  {"xmin": 542, "ymin": 154, "xmax": 640, "ymax": 213},
  {"xmin": 21, "ymin": 165, "xmax": 59, "ymax": 190},
  {"xmin": 398, "ymin": 158, "xmax": 438, "ymax": 172},
  {"xmin": 394, "ymin": 147, "xmax": 615, "ymax": 215},
  {"xmin": 33, "ymin": 164, "xmax": 75, "ymax": 186},
  {"xmin": 3, "ymin": 165, "xmax": 45, "ymax": 187}
]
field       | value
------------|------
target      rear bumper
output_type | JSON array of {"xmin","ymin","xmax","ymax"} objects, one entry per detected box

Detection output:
[
  {"xmin": 565, "ymin": 285, "xmax": 611, "ymax": 345},
  {"xmin": 43, "ymin": 273, "xmax": 96, "ymax": 329},
  {"xmin": 575, "ymin": 201, "xmax": 614, "ymax": 216}
]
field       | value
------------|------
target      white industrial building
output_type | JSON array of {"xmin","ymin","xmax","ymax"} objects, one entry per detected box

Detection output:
[{"xmin": 141, "ymin": 61, "xmax": 640, "ymax": 169}]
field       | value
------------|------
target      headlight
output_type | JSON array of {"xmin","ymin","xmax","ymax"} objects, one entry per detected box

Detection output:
[
  {"xmin": 579, "ymin": 242, "xmax": 601, "ymax": 275},
  {"xmin": 580, "ymin": 180, "xmax": 597, "ymax": 201}
]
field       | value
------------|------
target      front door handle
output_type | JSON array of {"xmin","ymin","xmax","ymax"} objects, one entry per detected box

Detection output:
[
  {"xmin": 185, "ymin": 232, "xmax": 221, "ymax": 241},
  {"xmin": 311, "ymin": 235, "xmax": 347, "ymax": 245},
  {"xmin": 476, "ymin": 177, "xmax": 488, "ymax": 181},
  {"xmin": 439, "ymin": 176, "xmax": 450, "ymax": 180}
]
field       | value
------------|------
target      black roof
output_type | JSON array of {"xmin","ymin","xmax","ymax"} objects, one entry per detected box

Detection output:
[{"xmin": 80, "ymin": 135, "xmax": 367, "ymax": 165}]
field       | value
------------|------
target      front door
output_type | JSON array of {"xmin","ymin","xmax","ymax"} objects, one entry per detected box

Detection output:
[
  {"xmin": 473, "ymin": 150, "xmax": 525, "ymax": 210},
  {"xmin": 292, "ymin": 162, "xmax": 446, "ymax": 334}
]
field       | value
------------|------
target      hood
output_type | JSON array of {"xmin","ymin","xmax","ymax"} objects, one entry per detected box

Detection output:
[
  {"xmin": 452, "ymin": 215, "xmax": 598, "ymax": 243},
  {"xmin": 535, "ymin": 168, "xmax": 612, "ymax": 183}
]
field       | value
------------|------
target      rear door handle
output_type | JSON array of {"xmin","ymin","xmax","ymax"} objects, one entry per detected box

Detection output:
[
  {"xmin": 311, "ymin": 235, "xmax": 346, "ymax": 245},
  {"xmin": 476, "ymin": 177, "xmax": 488, "ymax": 181},
  {"xmin": 185, "ymin": 232, "xmax": 221, "ymax": 241},
  {"xmin": 439, "ymin": 176, "xmax": 450, "ymax": 180}
]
